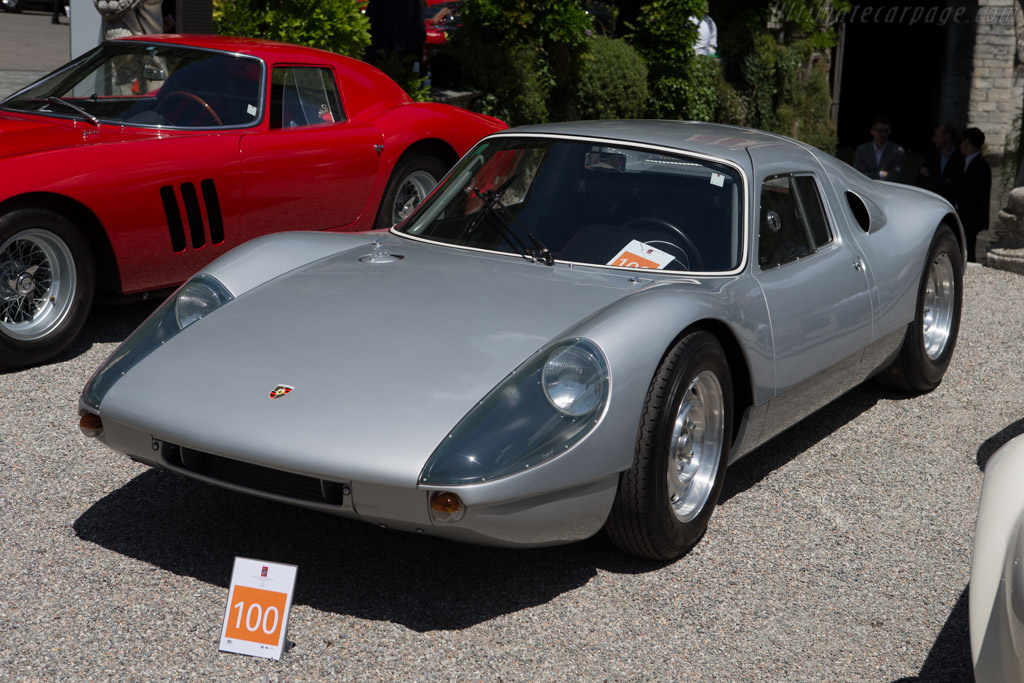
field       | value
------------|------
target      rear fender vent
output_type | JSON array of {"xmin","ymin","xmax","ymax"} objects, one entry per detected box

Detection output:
[
  {"xmin": 159, "ymin": 180, "xmax": 226, "ymax": 252},
  {"xmin": 158, "ymin": 441, "xmax": 348, "ymax": 507}
]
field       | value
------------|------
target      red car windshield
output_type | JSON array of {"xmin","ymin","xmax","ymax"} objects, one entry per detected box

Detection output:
[{"xmin": 1, "ymin": 41, "xmax": 264, "ymax": 129}]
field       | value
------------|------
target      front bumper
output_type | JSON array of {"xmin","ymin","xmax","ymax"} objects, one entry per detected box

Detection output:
[{"xmin": 89, "ymin": 411, "xmax": 619, "ymax": 549}]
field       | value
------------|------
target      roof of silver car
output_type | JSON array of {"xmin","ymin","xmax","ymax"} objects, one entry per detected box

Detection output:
[{"xmin": 491, "ymin": 120, "xmax": 797, "ymax": 166}]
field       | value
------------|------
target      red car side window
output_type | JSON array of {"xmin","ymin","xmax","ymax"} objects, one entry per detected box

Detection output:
[{"xmin": 269, "ymin": 66, "xmax": 346, "ymax": 130}]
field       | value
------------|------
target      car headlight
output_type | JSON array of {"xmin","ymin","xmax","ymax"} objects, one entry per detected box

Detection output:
[
  {"xmin": 542, "ymin": 344, "xmax": 606, "ymax": 416},
  {"xmin": 175, "ymin": 279, "xmax": 231, "ymax": 329},
  {"xmin": 80, "ymin": 274, "xmax": 233, "ymax": 412},
  {"xmin": 419, "ymin": 338, "xmax": 609, "ymax": 486}
]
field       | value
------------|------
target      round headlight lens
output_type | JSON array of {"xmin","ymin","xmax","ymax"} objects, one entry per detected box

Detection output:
[
  {"xmin": 542, "ymin": 343, "xmax": 606, "ymax": 417},
  {"xmin": 175, "ymin": 280, "xmax": 226, "ymax": 329}
]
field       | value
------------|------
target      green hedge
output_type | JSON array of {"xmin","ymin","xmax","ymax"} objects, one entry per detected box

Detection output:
[
  {"xmin": 214, "ymin": 0, "xmax": 370, "ymax": 59},
  {"xmin": 576, "ymin": 35, "xmax": 648, "ymax": 120}
]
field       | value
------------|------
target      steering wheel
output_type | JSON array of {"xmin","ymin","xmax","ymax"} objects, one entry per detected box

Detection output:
[
  {"xmin": 156, "ymin": 91, "xmax": 223, "ymax": 126},
  {"xmin": 623, "ymin": 216, "xmax": 704, "ymax": 271}
]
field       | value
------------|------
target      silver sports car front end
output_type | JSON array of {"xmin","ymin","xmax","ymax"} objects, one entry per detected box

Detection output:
[{"xmin": 80, "ymin": 232, "xmax": 717, "ymax": 547}]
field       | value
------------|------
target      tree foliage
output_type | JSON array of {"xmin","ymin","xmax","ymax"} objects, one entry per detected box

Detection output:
[
  {"xmin": 449, "ymin": 0, "xmax": 591, "ymax": 123},
  {"xmin": 627, "ymin": 0, "xmax": 710, "ymax": 120},
  {"xmin": 576, "ymin": 35, "xmax": 648, "ymax": 120},
  {"xmin": 214, "ymin": 0, "xmax": 371, "ymax": 59}
]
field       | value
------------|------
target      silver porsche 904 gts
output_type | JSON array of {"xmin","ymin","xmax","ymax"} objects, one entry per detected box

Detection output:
[{"xmin": 79, "ymin": 121, "xmax": 964, "ymax": 560}]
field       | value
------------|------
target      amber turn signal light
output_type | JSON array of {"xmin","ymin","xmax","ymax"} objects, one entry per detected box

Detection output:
[
  {"xmin": 79, "ymin": 413, "xmax": 103, "ymax": 438},
  {"xmin": 429, "ymin": 491, "xmax": 465, "ymax": 523}
]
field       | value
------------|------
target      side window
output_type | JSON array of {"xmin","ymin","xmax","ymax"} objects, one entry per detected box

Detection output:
[
  {"xmin": 269, "ymin": 66, "xmax": 345, "ymax": 130},
  {"xmin": 758, "ymin": 174, "xmax": 832, "ymax": 269},
  {"xmin": 794, "ymin": 175, "xmax": 831, "ymax": 247}
]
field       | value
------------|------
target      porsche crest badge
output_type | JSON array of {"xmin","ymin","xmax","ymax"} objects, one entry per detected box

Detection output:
[{"xmin": 269, "ymin": 385, "xmax": 293, "ymax": 399}]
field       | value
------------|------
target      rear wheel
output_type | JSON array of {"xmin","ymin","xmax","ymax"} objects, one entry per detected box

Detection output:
[
  {"xmin": 876, "ymin": 225, "xmax": 962, "ymax": 392},
  {"xmin": 605, "ymin": 330, "xmax": 733, "ymax": 560},
  {"xmin": 1, "ymin": 0, "xmax": 25, "ymax": 12},
  {"xmin": 374, "ymin": 154, "xmax": 448, "ymax": 228},
  {"xmin": 0, "ymin": 209, "xmax": 95, "ymax": 370}
]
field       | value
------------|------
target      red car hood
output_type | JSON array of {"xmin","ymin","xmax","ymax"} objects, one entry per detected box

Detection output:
[{"xmin": 0, "ymin": 113, "xmax": 159, "ymax": 160}]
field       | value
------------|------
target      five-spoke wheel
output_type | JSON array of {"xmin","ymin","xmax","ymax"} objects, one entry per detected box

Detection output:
[
  {"xmin": 877, "ymin": 224, "xmax": 963, "ymax": 392},
  {"xmin": 606, "ymin": 330, "xmax": 733, "ymax": 560}
]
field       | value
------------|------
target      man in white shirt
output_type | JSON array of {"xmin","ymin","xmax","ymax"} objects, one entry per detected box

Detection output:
[{"xmin": 692, "ymin": 14, "xmax": 718, "ymax": 56}]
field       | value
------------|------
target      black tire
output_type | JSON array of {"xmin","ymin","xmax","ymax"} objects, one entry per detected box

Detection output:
[
  {"xmin": 876, "ymin": 225, "xmax": 963, "ymax": 392},
  {"xmin": 0, "ymin": 209, "xmax": 95, "ymax": 371},
  {"xmin": 605, "ymin": 330, "xmax": 733, "ymax": 560},
  {"xmin": 373, "ymin": 154, "xmax": 449, "ymax": 229},
  {"xmin": 1, "ymin": 0, "xmax": 25, "ymax": 12}
]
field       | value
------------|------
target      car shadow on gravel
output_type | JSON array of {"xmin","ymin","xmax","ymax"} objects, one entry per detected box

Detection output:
[
  {"xmin": 73, "ymin": 469, "xmax": 660, "ymax": 632},
  {"xmin": 976, "ymin": 417, "xmax": 1024, "ymax": 471},
  {"xmin": 72, "ymin": 382, "xmax": 928, "ymax": 631},
  {"xmin": 720, "ymin": 383, "xmax": 893, "ymax": 503},
  {"xmin": 892, "ymin": 586, "xmax": 972, "ymax": 682},
  {"xmin": 22, "ymin": 298, "xmax": 164, "ymax": 372}
]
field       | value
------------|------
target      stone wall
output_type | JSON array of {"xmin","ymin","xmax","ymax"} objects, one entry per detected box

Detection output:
[{"xmin": 966, "ymin": 0, "xmax": 1024, "ymax": 154}]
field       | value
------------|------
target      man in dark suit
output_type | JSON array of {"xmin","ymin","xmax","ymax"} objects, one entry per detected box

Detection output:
[
  {"xmin": 957, "ymin": 127, "xmax": 992, "ymax": 262},
  {"xmin": 854, "ymin": 115, "xmax": 906, "ymax": 181},
  {"xmin": 917, "ymin": 124, "xmax": 964, "ymax": 204}
]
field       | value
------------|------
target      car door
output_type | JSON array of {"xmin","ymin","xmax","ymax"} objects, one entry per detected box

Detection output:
[
  {"xmin": 748, "ymin": 146, "xmax": 873, "ymax": 441},
  {"xmin": 238, "ymin": 64, "xmax": 383, "ymax": 240},
  {"xmin": 78, "ymin": 132, "xmax": 244, "ymax": 294}
]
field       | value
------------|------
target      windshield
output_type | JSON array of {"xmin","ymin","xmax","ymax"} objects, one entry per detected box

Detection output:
[
  {"xmin": 1, "ymin": 42, "xmax": 264, "ymax": 129},
  {"xmin": 398, "ymin": 136, "xmax": 744, "ymax": 273}
]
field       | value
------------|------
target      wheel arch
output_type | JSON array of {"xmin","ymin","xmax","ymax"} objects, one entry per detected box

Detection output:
[
  {"xmin": 0, "ymin": 193, "xmax": 121, "ymax": 294},
  {"xmin": 393, "ymin": 138, "xmax": 459, "ymax": 170},
  {"xmin": 941, "ymin": 211, "xmax": 968, "ymax": 263},
  {"xmin": 668, "ymin": 318, "xmax": 754, "ymax": 445}
]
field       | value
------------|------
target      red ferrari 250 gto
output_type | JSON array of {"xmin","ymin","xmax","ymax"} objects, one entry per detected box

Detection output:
[{"xmin": 0, "ymin": 34, "xmax": 504, "ymax": 369}]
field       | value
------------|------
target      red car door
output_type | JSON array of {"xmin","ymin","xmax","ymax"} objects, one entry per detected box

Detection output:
[
  {"xmin": 77, "ymin": 132, "xmax": 245, "ymax": 294},
  {"xmin": 238, "ymin": 65, "xmax": 383, "ymax": 240}
]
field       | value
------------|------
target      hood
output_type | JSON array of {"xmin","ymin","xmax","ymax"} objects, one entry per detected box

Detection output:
[
  {"xmin": 100, "ymin": 240, "xmax": 641, "ymax": 488},
  {"xmin": 0, "ymin": 113, "xmax": 157, "ymax": 160}
]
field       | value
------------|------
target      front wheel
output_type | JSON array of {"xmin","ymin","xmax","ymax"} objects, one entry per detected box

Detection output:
[
  {"xmin": 0, "ymin": 209, "xmax": 95, "ymax": 371},
  {"xmin": 605, "ymin": 330, "xmax": 733, "ymax": 560},
  {"xmin": 374, "ymin": 154, "xmax": 448, "ymax": 229},
  {"xmin": 0, "ymin": 0, "xmax": 25, "ymax": 12},
  {"xmin": 876, "ymin": 224, "xmax": 963, "ymax": 392}
]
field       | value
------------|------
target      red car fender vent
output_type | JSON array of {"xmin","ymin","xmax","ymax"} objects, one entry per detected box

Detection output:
[{"xmin": 159, "ymin": 180, "xmax": 225, "ymax": 253}]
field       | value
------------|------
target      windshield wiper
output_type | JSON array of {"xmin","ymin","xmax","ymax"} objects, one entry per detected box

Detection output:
[
  {"xmin": 27, "ymin": 97, "xmax": 100, "ymax": 127},
  {"xmin": 467, "ymin": 175, "xmax": 554, "ymax": 266}
]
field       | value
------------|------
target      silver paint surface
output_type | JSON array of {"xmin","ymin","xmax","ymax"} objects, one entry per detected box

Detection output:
[{"xmin": 86, "ymin": 121, "xmax": 957, "ymax": 547}]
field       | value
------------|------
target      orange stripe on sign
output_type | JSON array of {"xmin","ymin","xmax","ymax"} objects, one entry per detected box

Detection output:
[{"xmin": 616, "ymin": 250, "xmax": 661, "ymax": 269}]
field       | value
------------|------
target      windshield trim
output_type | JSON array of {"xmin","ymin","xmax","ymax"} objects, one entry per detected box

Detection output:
[
  {"xmin": 0, "ymin": 41, "xmax": 267, "ymax": 131},
  {"xmin": 392, "ymin": 132, "xmax": 750, "ymax": 277}
]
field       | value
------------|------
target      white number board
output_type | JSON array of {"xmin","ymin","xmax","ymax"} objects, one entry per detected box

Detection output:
[{"xmin": 219, "ymin": 557, "xmax": 298, "ymax": 660}]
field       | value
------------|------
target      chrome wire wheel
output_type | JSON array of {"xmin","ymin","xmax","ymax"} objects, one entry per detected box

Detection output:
[
  {"xmin": 667, "ymin": 369, "xmax": 725, "ymax": 523},
  {"xmin": 391, "ymin": 170, "xmax": 437, "ymax": 225},
  {"xmin": 922, "ymin": 251, "xmax": 955, "ymax": 361},
  {"xmin": 0, "ymin": 229, "xmax": 77, "ymax": 342}
]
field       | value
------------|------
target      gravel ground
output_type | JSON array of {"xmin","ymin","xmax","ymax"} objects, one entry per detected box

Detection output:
[{"xmin": 1, "ymin": 262, "xmax": 1020, "ymax": 681}]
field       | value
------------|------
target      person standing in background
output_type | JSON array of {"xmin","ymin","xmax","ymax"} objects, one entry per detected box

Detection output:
[
  {"xmin": 854, "ymin": 115, "xmax": 906, "ymax": 182},
  {"xmin": 93, "ymin": 0, "xmax": 163, "ymax": 40},
  {"xmin": 916, "ymin": 124, "xmax": 964, "ymax": 204},
  {"xmin": 365, "ymin": 0, "xmax": 427, "ymax": 68},
  {"xmin": 692, "ymin": 12, "xmax": 717, "ymax": 56},
  {"xmin": 957, "ymin": 127, "xmax": 992, "ymax": 263}
]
